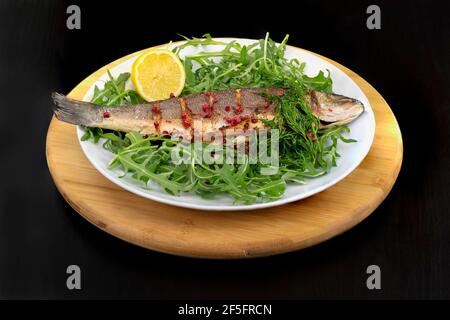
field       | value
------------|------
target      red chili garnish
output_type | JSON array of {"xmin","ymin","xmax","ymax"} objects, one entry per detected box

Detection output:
[
  {"xmin": 169, "ymin": 93, "xmax": 175, "ymax": 98},
  {"xmin": 306, "ymin": 131, "xmax": 317, "ymax": 142},
  {"xmin": 235, "ymin": 104, "xmax": 243, "ymax": 114},
  {"xmin": 202, "ymin": 103, "xmax": 211, "ymax": 112},
  {"xmin": 251, "ymin": 118, "xmax": 258, "ymax": 123},
  {"xmin": 153, "ymin": 121, "xmax": 160, "ymax": 129},
  {"xmin": 103, "ymin": 111, "xmax": 110, "ymax": 118},
  {"xmin": 181, "ymin": 112, "xmax": 187, "ymax": 120},
  {"xmin": 225, "ymin": 117, "xmax": 240, "ymax": 125},
  {"xmin": 183, "ymin": 120, "xmax": 191, "ymax": 128},
  {"xmin": 202, "ymin": 103, "xmax": 213, "ymax": 118},
  {"xmin": 225, "ymin": 105, "xmax": 231, "ymax": 112},
  {"xmin": 151, "ymin": 105, "xmax": 160, "ymax": 113},
  {"xmin": 204, "ymin": 92, "xmax": 218, "ymax": 102},
  {"xmin": 328, "ymin": 108, "xmax": 333, "ymax": 112},
  {"xmin": 277, "ymin": 91, "xmax": 284, "ymax": 97},
  {"xmin": 239, "ymin": 115, "xmax": 249, "ymax": 121}
]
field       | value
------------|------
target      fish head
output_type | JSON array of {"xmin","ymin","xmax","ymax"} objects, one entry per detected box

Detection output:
[{"xmin": 308, "ymin": 91, "xmax": 365, "ymax": 127}]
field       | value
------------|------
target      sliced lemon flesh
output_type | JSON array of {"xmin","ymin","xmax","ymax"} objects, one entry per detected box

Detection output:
[{"xmin": 131, "ymin": 49, "xmax": 185, "ymax": 101}]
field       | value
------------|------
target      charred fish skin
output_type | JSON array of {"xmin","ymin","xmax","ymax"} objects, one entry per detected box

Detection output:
[{"xmin": 52, "ymin": 88, "xmax": 364, "ymax": 137}]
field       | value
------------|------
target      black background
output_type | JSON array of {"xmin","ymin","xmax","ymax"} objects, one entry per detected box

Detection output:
[{"xmin": 0, "ymin": 0, "xmax": 449, "ymax": 299}]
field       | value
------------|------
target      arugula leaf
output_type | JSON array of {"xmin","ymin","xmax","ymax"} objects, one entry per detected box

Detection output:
[{"xmin": 91, "ymin": 71, "xmax": 143, "ymax": 107}]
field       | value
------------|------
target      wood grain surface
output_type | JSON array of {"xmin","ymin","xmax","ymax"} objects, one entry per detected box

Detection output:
[{"xmin": 45, "ymin": 44, "xmax": 403, "ymax": 259}]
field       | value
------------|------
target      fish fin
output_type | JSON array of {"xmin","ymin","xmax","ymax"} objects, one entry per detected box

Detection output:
[{"xmin": 51, "ymin": 92, "xmax": 99, "ymax": 126}]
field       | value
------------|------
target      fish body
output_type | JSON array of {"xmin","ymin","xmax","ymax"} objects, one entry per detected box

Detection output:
[{"xmin": 52, "ymin": 88, "xmax": 364, "ymax": 139}]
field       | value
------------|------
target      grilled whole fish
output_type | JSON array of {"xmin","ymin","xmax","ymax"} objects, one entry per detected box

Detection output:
[{"xmin": 52, "ymin": 88, "xmax": 364, "ymax": 139}]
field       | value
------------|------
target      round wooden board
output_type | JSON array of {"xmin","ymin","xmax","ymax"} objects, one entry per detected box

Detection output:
[{"xmin": 46, "ymin": 44, "xmax": 403, "ymax": 259}]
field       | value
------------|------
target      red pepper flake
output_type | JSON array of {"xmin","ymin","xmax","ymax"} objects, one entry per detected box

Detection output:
[
  {"xmin": 169, "ymin": 93, "xmax": 175, "ymax": 98},
  {"xmin": 183, "ymin": 120, "xmax": 191, "ymax": 128},
  {"xmin": 153, "ymin": 121, "xmax": 160, "ymax": 129},
  {"xmin": 103, "ymin": 111, "xmax": 110, "ymax": 118},
  {"xmin": 239, "ymin": 115, "xmax": 249, "ymax": 121},
  {"xmin": 277, "ymin": 91, "xmax": 284, "ymax": 97},
  {"xmin": 251, "ymin": 118, "xmax": 258, "ymax": 123},
  {"xmin": 205, "ymin": 92, "xmax": 218, "ymax": 103},
  {"xmin": 181, "ymin": 112, "xmax": 187, "ymax": 120},
  {"xmin": 202, "ymin": 103, "xmax": 213, "ymax": 118},
  {"xmin": 225, "ymin": 105, "xmax": 231, "ymax": 112},
  {"xmin": 235, "ymin": 104, "xmax": 243, "ymax": 114},
  {"xmin": 306, "ymin": 131, "xmax": 317, "ymax": 142},
  {"xmin": 151, "ymin": 105, "xmax": 160, "ymax": 113},
  {"xmin": 224, "ymin": 117, "xmax": 240, "ymax": 126},
  {"xmin": 328, "ymin": 108, "xmax": 333, "ymax": 112}
]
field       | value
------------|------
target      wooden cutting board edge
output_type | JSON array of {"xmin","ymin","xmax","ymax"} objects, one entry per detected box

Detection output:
[{"xmin": 46, "ymin": 42, "xmax": 403, "ymax": 259}]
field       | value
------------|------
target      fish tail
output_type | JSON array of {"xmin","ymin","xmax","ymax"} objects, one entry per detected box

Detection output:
[{"xmin": 52, "ymin": 92, "xmax": 99, "ymax": 126}]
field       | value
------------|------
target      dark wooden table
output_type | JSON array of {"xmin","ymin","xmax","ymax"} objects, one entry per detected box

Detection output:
[{"xmin": 0, "ymin": 0, "xmax": 449, "ymax": 299}]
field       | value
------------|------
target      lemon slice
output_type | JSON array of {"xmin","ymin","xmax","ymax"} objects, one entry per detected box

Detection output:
[{"xmin": 131, "ymin": 49, "xmax": 185, "ymax": 101}]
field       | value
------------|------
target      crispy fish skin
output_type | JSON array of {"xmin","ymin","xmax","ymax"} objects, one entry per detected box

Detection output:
[{"xmin": 52, "ymin": 88, "xmax": 364, "ymax": 138}]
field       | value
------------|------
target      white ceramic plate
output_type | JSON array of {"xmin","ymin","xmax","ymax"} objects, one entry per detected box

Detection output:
[{"xmin": 77, "ymin": 38, "xmax": 375, "ymax": 211}]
